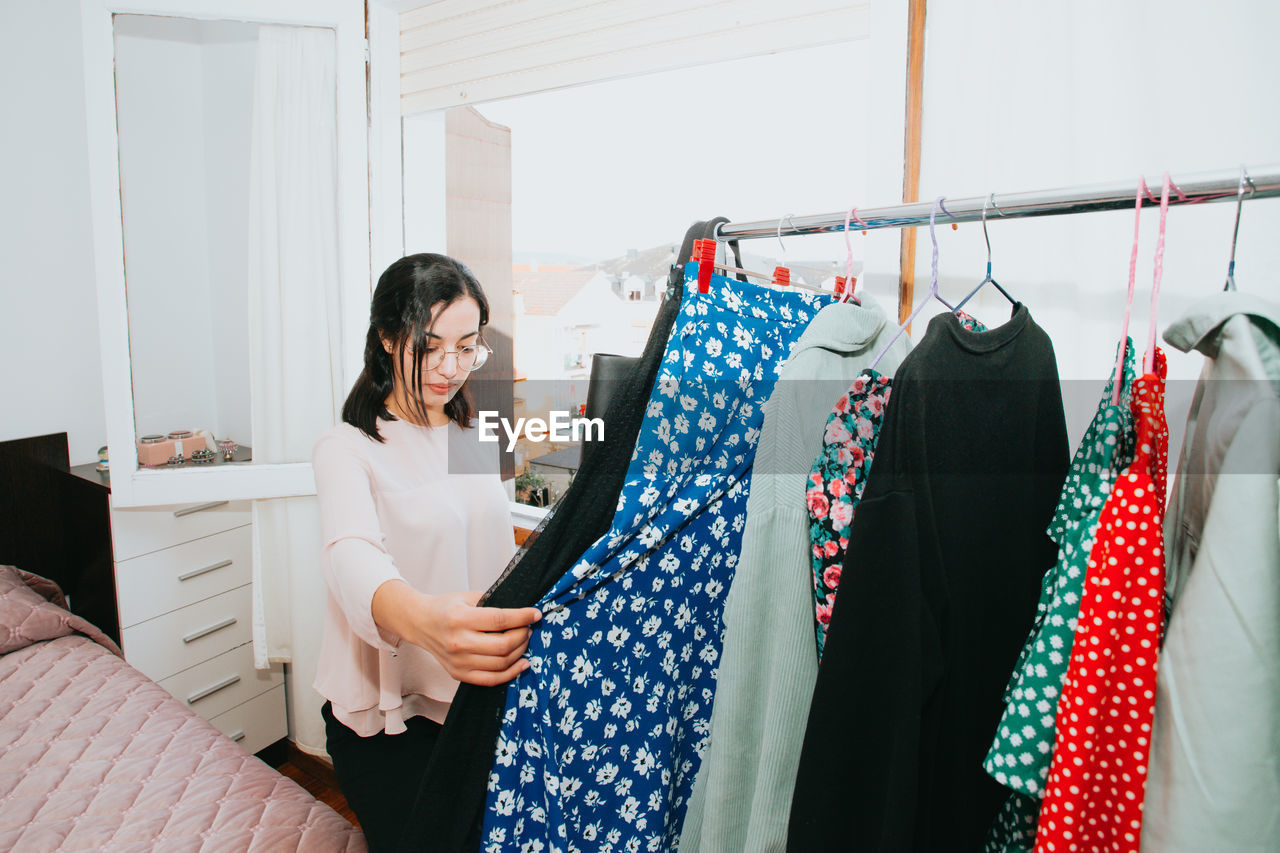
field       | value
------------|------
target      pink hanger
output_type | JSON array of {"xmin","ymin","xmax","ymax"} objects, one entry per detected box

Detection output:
[
  {"xmin": 839, "ymin": 206, "xmax": 866, "ymax": 304},
  {"xmin": 1111, "ymin": 177, "xmax": 1152, "ymax": 405},
  {"xmin": 1145, "ymin": 172, "xmax": 1182, "ymax": 375},
  {"xmin": 841, "ymin": 207, "xmax": 855, "ymax": 302}
]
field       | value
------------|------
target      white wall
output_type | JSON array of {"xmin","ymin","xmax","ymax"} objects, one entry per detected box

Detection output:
[
  {"xmin": 514, "ymin": 315, "xmax": 561, "ymax": 380},
  {"xmin": 0, "ymin": 0, "xmax": 106, "ymax": 465},
  {"xmin": 903, "ymin": 0, "xmax": 1280, "ymax": 452}
]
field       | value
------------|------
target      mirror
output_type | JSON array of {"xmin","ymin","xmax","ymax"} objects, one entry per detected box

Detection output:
[
  {"xmin": 83, "ymin": 0, "xmax": 369, "ymax": 507},
  {"xmin": 113, "ymin": 14, "xmax": 258, "ymax": 471}
]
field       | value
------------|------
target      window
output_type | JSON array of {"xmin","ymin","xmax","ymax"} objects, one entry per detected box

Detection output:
[{"xmin": 403, "ymin": 42, "xmax": 885, "ymax": 510}]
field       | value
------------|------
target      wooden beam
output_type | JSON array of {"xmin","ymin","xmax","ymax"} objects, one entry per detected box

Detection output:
[{"xmin": 898, "ymin": 0, "xmax": 928, "ymax": 324}]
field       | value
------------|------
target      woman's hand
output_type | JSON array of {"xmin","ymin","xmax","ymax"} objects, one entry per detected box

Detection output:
[{"xmin": 371, "ymin": 580, "xmax": 541, "ymax": 686}]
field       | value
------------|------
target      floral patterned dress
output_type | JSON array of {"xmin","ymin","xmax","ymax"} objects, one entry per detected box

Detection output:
[
  {"xmin": 982, "ymin": 340, "xmax": 1137, "ymax": 852},
  {"xmin": 1033, "ymin": 348, "xmax": 1169, "ymax": 853},
  {"xmin": 806, "ymin": 369, "xmax": 892, "ymax": 658},
  {"xmin": 806, "ymin": 313, "xmax": 984, "ymax": 659},
  {"xmin": 480, "ymin": 267, "xmax": 831, "ymax": 853}
]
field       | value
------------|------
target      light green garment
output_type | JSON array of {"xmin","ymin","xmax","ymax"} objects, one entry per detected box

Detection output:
[
  {"xmin": 1140, "ymin": 292, "xmax": 1280, "ymax": 853},
  {"xmin": 679, "ymin": 294, "xmax": 910, "ymax": 853}
]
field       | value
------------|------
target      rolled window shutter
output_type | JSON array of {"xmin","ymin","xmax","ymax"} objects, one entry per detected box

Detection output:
[{"xmin": 400, "ymin": 0, "xmax": 871, "ymax": 114}]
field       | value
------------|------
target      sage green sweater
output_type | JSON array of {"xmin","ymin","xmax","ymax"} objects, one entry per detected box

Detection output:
[{"xmin": 680, "ymin": 293, "xmax": 911, "ymax": 853}]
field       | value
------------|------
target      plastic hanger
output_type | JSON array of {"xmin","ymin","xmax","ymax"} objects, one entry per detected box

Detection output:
[
  {"xmin": 770, "ymin": 214, "xmax": 796, "ymax": 286},
  {"xmin": 836, "ymin": 206, "xmax": 862, "ymax": 305},
  {"xmin": 1145, "ymin": 172, "xmax": 1177, "ymax": 375},
  {"xmin": 870, "ymin": 196, "xmax": 955, "ymax": 369},
  {"xmin": 927, "ymin": 198, "xmax": 958, "ymax": 313},
  {"xmin": 764, "ymin": 214, "xmax": 830, "ymax": 291},
  {"xmin": 1223, "ymin": 166, "xmax": 1255, "ymax": 291},
  {"xmin": 690, "ymin": 234, "xmax": 824, "ymax": 294},
  {"xmin": 953, "ymin": 194, "xmax": 1017, "ymax": 313},
  {"xmin": 1110, "ymin": 176, "xmax": 1155, "ymax": 405}
]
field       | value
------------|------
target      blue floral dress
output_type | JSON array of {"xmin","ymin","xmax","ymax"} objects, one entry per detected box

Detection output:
[{"xmin": 481, "ymin": 267, "xmax": 832, "ymax": 853}]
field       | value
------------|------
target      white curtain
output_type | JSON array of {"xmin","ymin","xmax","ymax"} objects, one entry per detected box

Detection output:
[{"xmin": 247, "ymin": 24, "xmax": 345, "ymax": 755}]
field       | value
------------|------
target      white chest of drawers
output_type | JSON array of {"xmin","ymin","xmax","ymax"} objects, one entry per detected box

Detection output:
[{"xmin": 111, "ymin": 499, "xmax": 286, "ymax": 755}]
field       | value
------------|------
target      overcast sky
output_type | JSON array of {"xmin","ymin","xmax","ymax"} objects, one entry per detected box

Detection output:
[{"xmin": 477, "ymin": 42, "xmax": 870, "ymax": 265}]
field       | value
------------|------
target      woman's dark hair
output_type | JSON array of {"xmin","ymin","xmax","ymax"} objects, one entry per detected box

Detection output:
[{"xmin": 343, "ymin": 253, "xmax": 490, "ymax": 441}]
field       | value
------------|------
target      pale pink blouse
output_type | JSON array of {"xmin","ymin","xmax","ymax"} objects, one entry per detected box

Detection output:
[{"xmin": 311, "ymin": 417, "xmax": 514, "ymax": 736}]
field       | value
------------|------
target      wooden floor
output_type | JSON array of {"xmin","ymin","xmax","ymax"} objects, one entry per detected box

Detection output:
[{"xmin": 271, "ymin": 743, "xmax": 361, "ymax": 828}]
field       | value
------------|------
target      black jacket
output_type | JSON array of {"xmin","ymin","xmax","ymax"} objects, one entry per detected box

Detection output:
[{"xmin": 789, "ymin": 305, "xmax": 1069, "ymax": 853}]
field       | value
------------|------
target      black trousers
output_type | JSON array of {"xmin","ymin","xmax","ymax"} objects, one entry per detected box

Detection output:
[{"xmin": 322, "ymin": 701, "xmax": 441, "ymax": 853}]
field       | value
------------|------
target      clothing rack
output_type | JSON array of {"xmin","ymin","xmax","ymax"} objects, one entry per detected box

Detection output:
[
  {"xmin": 714, "ymin": 164, "xmax": 1278, "ymax": 320},
  {"xmin": 714, "ymin": 164, "xmax": 1280, "ymax": 240}
]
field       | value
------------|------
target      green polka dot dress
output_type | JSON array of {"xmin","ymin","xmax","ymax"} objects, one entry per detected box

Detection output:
[{"xmin": 981, "ymin": 339, "xmax": 1137, "ymax": 852}]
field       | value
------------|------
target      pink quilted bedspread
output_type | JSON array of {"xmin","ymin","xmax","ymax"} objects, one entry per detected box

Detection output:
[{"xmin": 0, "ymin": 635, "xmax": 366, "ymax": 852}]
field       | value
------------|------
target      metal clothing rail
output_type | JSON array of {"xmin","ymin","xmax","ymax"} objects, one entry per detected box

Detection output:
[{"xmin": 714, "ymin": 165, "xmax": 1280, "ymax": 241}]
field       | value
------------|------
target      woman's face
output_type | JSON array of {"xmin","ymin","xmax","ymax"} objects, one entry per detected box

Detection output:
[{"xmin": 384, "ymin": 297, "xmax": 482, "ymax": 421}]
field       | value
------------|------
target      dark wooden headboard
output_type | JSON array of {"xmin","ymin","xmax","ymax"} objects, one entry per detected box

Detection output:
[{"xmin": 0, "ymin": 433, "xmax": 120, "ymax": 647}]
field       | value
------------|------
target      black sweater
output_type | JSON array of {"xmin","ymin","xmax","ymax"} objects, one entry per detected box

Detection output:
[{"xmin": 788, "ymin": 304, "xmax": 1069, "ymax": 853}]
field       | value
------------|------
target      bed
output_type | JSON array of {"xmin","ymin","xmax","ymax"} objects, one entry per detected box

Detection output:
[{"xmin": 0, "ymin": 435, "xmax": 365, "ymax": 851}]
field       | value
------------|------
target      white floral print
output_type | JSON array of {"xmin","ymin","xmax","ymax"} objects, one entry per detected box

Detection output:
[{"xmin": 480, "ymin": 268, "xmax": 830, "ymax": 852}]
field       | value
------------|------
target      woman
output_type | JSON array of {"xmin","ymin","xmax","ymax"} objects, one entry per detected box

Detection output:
[{"xmin": 312, "ymin": 253, "xmax": 541, "ymax": 852}]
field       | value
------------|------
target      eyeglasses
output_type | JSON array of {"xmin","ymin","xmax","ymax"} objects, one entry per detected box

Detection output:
[{"xmin": 423, "ymin": 343, "xmax": 491, "ymax": 372}]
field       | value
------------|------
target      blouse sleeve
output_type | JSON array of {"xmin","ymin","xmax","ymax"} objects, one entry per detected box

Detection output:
[{"xmin": 312, "ymin": 431, "xmax": 403, "ymax": 651}]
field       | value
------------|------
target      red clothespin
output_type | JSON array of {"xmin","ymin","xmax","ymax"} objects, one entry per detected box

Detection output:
[
  {"xmin": 692, "ymin": 238, "xmax": 716, "ymax": 294},
  {"xmin": 835, "ymin": 275, "xmax": 862, "ymax": 304},
  {"xmin": 773, "ymin": 266, "xmax": 790, "ymax": 287}
]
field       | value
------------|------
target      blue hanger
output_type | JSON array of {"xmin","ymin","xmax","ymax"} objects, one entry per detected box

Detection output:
[
  {"xmin": 871, "ymin": 196, "xmax": 954, "ymax": 369},
  {"xmin": 954, "ymin": 193, "xmax": 1017, "ymax": 313}
]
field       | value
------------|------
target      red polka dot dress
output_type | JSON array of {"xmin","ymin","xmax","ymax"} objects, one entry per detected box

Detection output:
[{"xmin": 1034, "ymin": 348, "xmax": 1168, "ymax": 853}]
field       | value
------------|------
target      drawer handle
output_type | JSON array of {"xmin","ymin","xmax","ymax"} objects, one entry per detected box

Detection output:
[
  {"xmin": 229, "ymin": 729, "xmax": 247, "ymax": 742},
  {"xmin": 182, "ymin": 617, "xmax": 237, "ymax": 644},
  {"xmin": 178, "ymin": 559, "xmax": 233, "ymax": 582},
  {"xmin": 173, "ymin": 501, "xmax": 229, "ymax": 518},
  {"xmin": 188, "ymin": 674, "xmax": 241, "ymax": 704}
]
